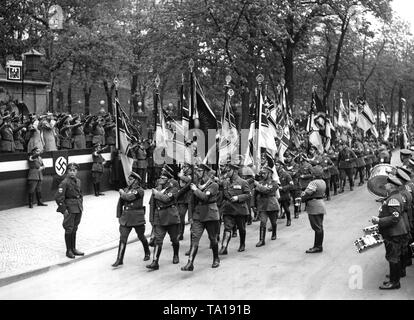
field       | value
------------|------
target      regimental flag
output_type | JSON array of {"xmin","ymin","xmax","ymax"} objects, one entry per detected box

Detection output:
[
  {"xmin": 163, "ymin": 110, "xmax": 192, "ymax": 164},
  {"xmin": 115, "ymin": 96, "xmax": 135, "ymax": 182},
  {"xmin": 258, "ymin": 89, "xmax": 278, "ymax": 157},
  {"xmin": 357, "ymin": 99, "xmax": 376, "ymax": 132},
  {"xmin": 307, "ymin": 89, "xmax": 324, "ymax": 154},
  {"xmin": 243, "ymin": 103, "xmax": 256, "ymax": 166},
  {"xmin": 154, "ymin": 90, "xmax": 167, "ymax": 151},
  {"xmin": 180, "ymin": 76, "xmax": 190, "ymax": 136},
  {"xmin": 190, "ymin": 75, "xmax": 218, "ymax": 164},
  {"xmin": 218, "ymin": 91, "xmax": 239, "ymax": 164},
  {"xmin": 349, "ymin": 100, "xmax": 357, "ymax": 124},
  {"xmin": 277, "ymin": 85, "xmax": 291, "ymax": 162},
  {"xmin": 338, "ymin": 95, "xmax": 353, "ymax": 131}
]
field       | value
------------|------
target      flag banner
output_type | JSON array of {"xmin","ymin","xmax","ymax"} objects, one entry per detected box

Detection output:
[
  {"xmin": 218, "ymin": 93, "xmax": 239, "ymax": 164},
  {"xmin": 383, "ymin": 123, "xmax": 390, "ymax": 141},
  {"xmin": 357, "ymin": 100, "xmax": 376, "ymax": 132},
  {"xmin": 258, "ymin": 92, "xmax": 278, "ymax": 156},
  {"xmin": 163, "ymin": 110, "xmax": 192, "ymax": 164},
  {"xmin": 349, "ymin": 101, "xmax": 357, "ymax": 124},
  {"xmin": 307, "ymin": 90, "xmax": 324, "ymax": 153},
  {"xmin": 338, "ymin": 97, "xmax": 353, "ymax": 131},
  {"xmin": 115, "ymin": 97, "xmax": 135, "ymax": 182}
]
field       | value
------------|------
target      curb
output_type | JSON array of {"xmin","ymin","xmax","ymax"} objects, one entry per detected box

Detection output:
[{"xmin": 0, "ymin": 234, "xmax": 146, "ymax": 289}]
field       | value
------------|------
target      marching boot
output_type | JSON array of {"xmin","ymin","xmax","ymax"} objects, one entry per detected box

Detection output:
[
  {"xmin": 219, "ymin": 231, "xmax": 231, "ymax": 255},
  {"xmin": 232, "ymin": 226, "xmax": 238, "ymax": 238},
  {"xmin": 142, "ymin": 239, "xmax": 151, "ymax": 261},
  {"xmin": 36, "ymin": 192, "xmax": 47, "ymax": 206},
  {"xmin": 181, "ymin": 245, "xmax": 198, "ymax": 271},
  {"xmin": 211, "ymin": 244, "xmax": 220, "ymax": 268},
  {"xmin": 256, "ymin": 227, "xmax": 266, "ymax": 247},
  {"xmin": 294, "ymin": 207, "xmax": 299, "ymax": 219},
  {"xmin": 252, "ymin": 209, "xmax": 259, "ymax": 222},
  {"xmin": 271, "ymin": 223, "xmax": 277, "ymax": 240},
  {"xmin": 112, "ymin": 241, "xmax": 126, "ymax": 267},
  {"xmin": 238, "ymin": 230, "xmax": 246, "ymax": 252},
  {"xmin": 247, "ymin": 214, "xmax": 252, "ymax": 225},
  {"xmin": 172, "ymin": 242, "xmax": 180, "ymax": 264},
  {"xmin": 146, "ymin": 245, "xmax": 162, "ymax": 270},
  {"xmin": 97, "ymin": 183, "xmax": 105, "ymax": 196},
  {"xmin": 65, "ymin": 234, "xmax": 75, "ymax": 259},
  {"xmin": 286, "ymin": 219, "xmax": 291, "ymax": 226},
  {"xmin": 28, "ymin": 193, "xmax": 34, "ymax": 208},
  {"xmin": 71, "ymin": 232, "xmax": 84, "ymax": 256}
]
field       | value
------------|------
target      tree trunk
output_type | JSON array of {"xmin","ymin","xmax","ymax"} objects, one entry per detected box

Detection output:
[
  {"xmin": 390, "ymin": 82, "xmax": 396, "ymax": 126},
  {"xmin": 398, "ymin": 84, "xmax": 403, "ymax": 128},
  {"xmin": 131, "ymin": 74, "xmax": 138, "ymax": 113},
  {"xmin": 84, "ymin": 84, "xmax": 91, "ymax": 115},
  {"xmin": 283, "ymin": 42, "xmax": 295, "ymax": 113},
  {"xmin": 241, "ymin": 86, "xmax": 250, "ymax": 129},
  {"xmin": 103, "ymin": 79, "xmax": 114, "ymax": 114}
]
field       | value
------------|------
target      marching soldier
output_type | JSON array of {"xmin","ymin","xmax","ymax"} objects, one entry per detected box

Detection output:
[
  {"xmin": 255, "ymin": 166, "xmax": 279, "ymax": 247},
  {"xmin": 320, "ymin": 153, "xmax": 334, "ymax": 200},
  {"xmin": 182, "ymin": 163, "xmax": 220, "ymax": 271},
  {"xmin": 276, "ymin": 162, "xmax": 294, "ymax": 226},
  {"xmin": 286, "ymin": 153, "xmax": 302, "ymax": 218},
  {"xmin": 133, "ymin": 139, "xmax": 148, "ymax": 188},
  {"xmin": 301, "ymin": 166, "xmax": 326, "ymax": 254},
  {"xmin": 297, "ymin": 154, "xmax": 313, "ymax": 211},
  {"xmin": 176, "ymin": 162, "xmax": 193, "ymax": 240},
  {"xmin": 371, "ymin": 175, "xmax": 410, "ymax": 290},
  {"xmin": 27, "ymin": 147, "xmax": 47, "ymax": 208},
  {"xmin": 147, "ymin": 166, "xmax": 180, "ymax": 270},
  {"xmin": 239, "ymin": 164, "xmax": 256, "ymax": 225},
  {"xmin": 55, "ymin": 163, "xmax": 84, "ymax": 259},
  {"xmin": 353, "ymin": 140, "xmax": 366, "ymax": 186},
  {"xmin": 364, "ymin": 142, "xmax": 374, "ymax": 180},
  {"xmin": 328, "ymin": 147, "xmax": 340, "ymax": 196},
  {"xmin": 112, "ymin": 172, "xmax": 151, "ymax": 268},
  {"xmin": 219, "ymin": 163, "xmax": 251, "ymax": 255},
  {"xmin": 338, "ymin": 141, "xmax": 357, "ymax": 193}
]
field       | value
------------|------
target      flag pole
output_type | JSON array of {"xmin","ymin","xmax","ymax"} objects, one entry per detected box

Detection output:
[
  {"xmin": 255, "ymin": 74, "xmax": 264, "ymax": 171},
  {"xmin": 114, "ymin": 76, "xmax": 120, "ymax": 151}
]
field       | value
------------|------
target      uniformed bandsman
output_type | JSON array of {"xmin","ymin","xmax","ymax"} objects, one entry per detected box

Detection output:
[
  {"xmin": 147, "ymin": 166, "xmax": 180, "ymax": 270},
  {"xmin": 371, "ymin": 175, "xmax": 410, "ymax": 290},
  {"xmin": 254, "ymin": 166, "xmax": 280, "ymax": 247},
  {"xmin": 182, "ymin": 163, "xmax": 220, "ymax": 271},
  {"xmin": 301, "ymin": 165, "xmax": 326, "ymax": 254},
  {"xmin": 55, "ymin": 163, "xmax": 84, "ymax": 259},
  {"xmin": 27, "ymin": 147, "xmax": 47, "ymax": 208},
  {"xmin": 112, "ymin": 172, "xmax": 150, "ymax": 268},
  {"xmin": 218, "ymin": 163, "xmax": 251, "ymax": 255}
]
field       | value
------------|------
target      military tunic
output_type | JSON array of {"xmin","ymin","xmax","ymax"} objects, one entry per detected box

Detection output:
[
  {"xmin": 27, "ymin": 156, "xmax": 44, "ymax": 193},
  {"xmin": 55, "ymin": 176, "xmax": 83, "ymax": 235},
  {"xmin": 116, "ymin": 183, "xmax": 147, "ymax": 243},
  {"xmin": 0, "ymin": 123, "xmax": 15, "ymax": 152}
]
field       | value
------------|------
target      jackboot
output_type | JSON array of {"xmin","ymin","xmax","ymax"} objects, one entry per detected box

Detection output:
[
  {"xmin": 36, "ymin": 191, "xmax": 47, "ymax": 206},
  {"xmin": 211, "ymin": 244, "xmax": 220, "ymax": 268},
  {"xmin": 93, "ymin": 183, "xmax": 99, "ymax": 197},
  {"xmin": 71, "ymin": 232, "xmax": 84, "ymax": 256},
  {"xmin": 380, "ymin": 262, "xmax": 401, "ymax": 290},
  {"xmin": 28, "ymin": 193, "xmax": 34, "ymax": 208},
  {"xmin": 271, "ymin": 223, "xmax": 277, "ymax": 240},
  {"xmin": 232, "ymin": 226, "xmax": 238, "ymax": 238},
  {"xmin": 238, "ymin": 230, "xmax": 246, "ymax": 252},
  {"xmin": 172, "ymin": 242, "xmax": 180, "ymax": 264},
  {"xmin": 97, "ymin": 183, "xmax": 105, "ymax": 196},
  {"xmin": 142, "ymin": 238, "xmax": 151, "ymax": 261},
  {"xmin": 294, "ymin": 207, "xmax": 299, "ymax": 219},
  {"xmin": 256, "ymin": 227, "xmax": 266, "ymax": 247},
  {"xmin": 181, "ymin": 245, "xmax": 198, "ymax": 271},
  {"xmin": 146, "ymin": 245, "xmax": 162, "ymax": 270},
  {"xmin": 286, "ymin": 219, "xmax": 291, "ymax": 227},
  {"xmin": 112, "ymin": 241, "xmax": 126, "ymax": 267},
  {"xmin": 219, "ymin": 231, "xmax": 231, "ymax": 255},
  {"xmin": 65, "ymin": 234, "xmax": 75, "ymax": 259}
]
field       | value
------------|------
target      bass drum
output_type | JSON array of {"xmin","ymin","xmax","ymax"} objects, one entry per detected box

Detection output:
[{"xmin": 367, "ymin": 164, "xmax": 396, "ymax": 197}]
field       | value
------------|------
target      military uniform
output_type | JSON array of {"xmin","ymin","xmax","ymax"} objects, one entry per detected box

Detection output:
[
  {"xmin": 60, "ymin": 125, "xmax": 73, "ymax": 149},
  {"xmin": 0, "ymin": 119, "xmax": 15, "ymax": 152},
  {"xmin": 91, "ymin": 121, "xmax": 105, "ymax": 146},
  {"xmin": 112, "ymin": 172, "xmax": 150, "ymax": 267},
  {"xmin": 219, "ymin": 166, "xmax": 251, "ymax": 254},
  {"xmin": 55, "ymin": 164, "xmax": 84, "ymax": 259},
  {"xmin": 72, "ymin": 123, "xmax": 86, "ymax": 149},
  {"xmin": 255, "ymin": 167, "xmax": 280, "ymax": 247},
  {"xmin": 182, "ymin": 167, "xmax": 220, "ymax": 271},
  {"xmin": 353, "ymin": 142, "xmax": 366, "ymax": 186},
  {"xmin": 278, "ymin": 168, "xmax": 294, "ymax": 225},
  {"xmin": 328, "ymin": 150, "xmax": 340, "ymax": 196},
  {"xmin": 377, "ymin": 187, "xmax": 410, "ymax": 289},
  {"xmin": 176, "ymin": 166, "xmax": 192, "ymax": 240},
  {"xmin": 91, "ymin": 145, "xmax": 105, "ymax": 196},
  {"xmin": 301, "ymin": 166, "xmax": 326, "ymax": 253},
  {"xmin": 287, "ymin": 161, "xmax": 302, "ymax": 217},
  {"xmin": 147, "ymin": 170, "xmax": 180, "ymax": 270},
  {"xmin": 320, "ymin": 155, "xmax": 333, "ymax": 200},
  {"xmin": 27, "ymin": 150, "xmax": 47, "ymax": 208},
  {"xmin": 364, "ymin": 145, "xmax": 374, "ymax": 180},
  {"xmin": 11, "ymin": 119, "xmax": 26, "ymax": 152},
  {"xmin": 133, "ymin": 144, "xmax": 147, "ymax": 188},
  {"xmin": 338, "ymin": 146, "xmax": 357, "ymax": 192}
]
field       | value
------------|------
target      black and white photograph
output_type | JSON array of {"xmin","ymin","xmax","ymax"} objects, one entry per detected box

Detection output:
[{"xmin": 0, "ymin": 0, "xmax": 414, "ymax": 307}]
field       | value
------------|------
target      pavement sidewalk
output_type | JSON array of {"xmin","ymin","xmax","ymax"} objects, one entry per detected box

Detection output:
[{"xmin": 0, "ymin": 190, "xmax": 155, "ymax": 287}]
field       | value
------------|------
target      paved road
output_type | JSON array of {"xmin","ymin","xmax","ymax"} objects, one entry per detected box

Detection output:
[{"xmin": 1, "ymin": 179, "xmax": 413, "ymax": 300}]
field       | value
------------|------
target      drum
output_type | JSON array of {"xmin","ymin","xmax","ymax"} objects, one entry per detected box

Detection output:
[
  {"xmin": 354, "ymin": 232, "xmax": 384, "ymax": 253},
  {"xmin": 367, "ymin": 164, "xmax": 396, "ymax": 197},
  {"xmin": 363, "ymin": 225, "xmax": 379, "ymax": 235}
]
